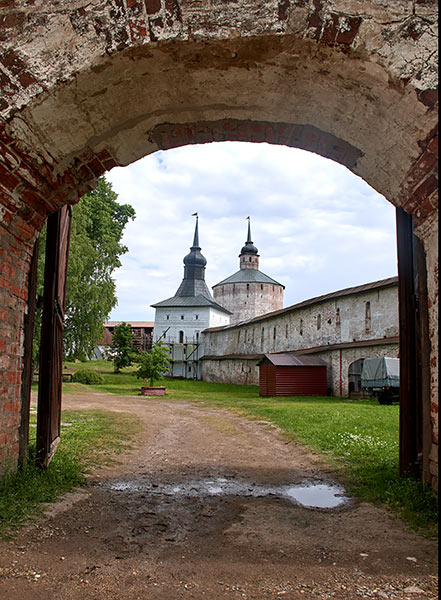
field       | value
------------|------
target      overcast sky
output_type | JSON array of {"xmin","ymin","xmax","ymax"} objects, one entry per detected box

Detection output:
[{"xmin": 106, "ymin": 142, "xmax": 397, "ymax": 322}]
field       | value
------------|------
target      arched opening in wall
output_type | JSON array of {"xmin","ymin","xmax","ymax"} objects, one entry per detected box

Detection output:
[
  {"xmin": 348, "ymin": 358, "xmax": 366, "ymax": 398},
  {"xmin": 1, "ymin": 38, "xmax": 435, "ymax": 484},
  {"xmin": 95, "ymin": 141, "xmax": 429, "ymax": 483}
]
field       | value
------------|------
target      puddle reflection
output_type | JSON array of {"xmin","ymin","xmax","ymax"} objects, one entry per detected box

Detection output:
[{"xmin": 105, "ymin": 477, "xmax": 350, "ymax": 509}]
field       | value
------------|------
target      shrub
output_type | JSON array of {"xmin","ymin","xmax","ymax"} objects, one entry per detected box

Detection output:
[
  {"xmin": 136, "ymin": 342, "xmax": 171, "ymax": 386},
  {"xmin": 73, "ymin": 369, "xmax": 104, "ymax": 385}
]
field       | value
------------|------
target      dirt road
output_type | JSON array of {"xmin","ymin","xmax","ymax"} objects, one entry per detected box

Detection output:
[{"xmin": 0, "ymin": 393, "xmax": 437, "ymax": 599}]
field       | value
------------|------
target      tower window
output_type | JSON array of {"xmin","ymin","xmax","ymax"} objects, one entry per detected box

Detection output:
[
  {"xmin": 179, "ymin": 331, "xmax": 184, "ymax": 343},
  {"xmin": 317, "ymin": 314, "xmax": 321, "ymax": 330},
  {"xmin": 249, "ymin": 257, "xmax": 252, "ymax": 262},
  {"xmin": 336, "ymin": 307, "xmax": 341, "ymax": 327},
  {"xmin": 273, "ymin": 327, "xmax": 276, "ymax": 340},
  {"xmin": 247, "ymin": 283, "xmax": 249, "ymax": 290},
  {"xmin": 300, "ymin": 318, "xmax": 303, "ymax": 336},
  {"xmin": 166, "ymin": 315, "xmax": 169, "ymax": 320},
  {"xmin": 181, "ymin": 315, "xmax": 184, "ymax": 320},
  {"xmin": 195, "ymin": 314, "xmax": 199, "ymax": 320},
  {"xmin": 261, "ymin": 284, "xmax": 263, "ymax": 290}
]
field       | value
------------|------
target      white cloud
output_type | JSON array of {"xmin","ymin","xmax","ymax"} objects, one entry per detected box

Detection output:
[{"xmin": 106, "ymin": 142, "xmax": 397, "ymax": 321}]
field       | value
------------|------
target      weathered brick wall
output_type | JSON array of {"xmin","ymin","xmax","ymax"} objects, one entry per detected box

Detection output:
[{"xmin": 0, "ymin": 1, "xmax": 437, "ymax": 483}]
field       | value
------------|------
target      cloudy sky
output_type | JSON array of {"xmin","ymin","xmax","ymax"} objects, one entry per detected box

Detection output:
[{"xmin": 106, "ymin": 142, "xmax": 397, "ymax": 322}]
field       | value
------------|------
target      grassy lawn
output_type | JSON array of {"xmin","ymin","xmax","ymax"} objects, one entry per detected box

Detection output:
[
  {"xmin": 0, "ymin": 407, "xmax": 142, "ymax": 539},
  {"xmin": 34, "ymin": 360, "xmax": 438, "ymax": 537}
]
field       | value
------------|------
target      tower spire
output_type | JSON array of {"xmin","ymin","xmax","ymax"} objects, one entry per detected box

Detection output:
[
  {"xmin": 192, "ymin": 212, "xmax": 199, "ymax": 247},
  {"xmin": 239, "ymin": 216, "xmax": 259, "ymax": 270},
  {"xmin": 173, "ymin": 213, "xmax": 212, "ymax": 298},
  {"xmin": 246, "ymin": 216, "xmax": 252, "ymax": 243}
]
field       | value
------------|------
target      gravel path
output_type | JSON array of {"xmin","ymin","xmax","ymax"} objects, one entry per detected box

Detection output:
[{"xmin": 0, "ymin": 393, "xmax": 437, "ymax": 599}]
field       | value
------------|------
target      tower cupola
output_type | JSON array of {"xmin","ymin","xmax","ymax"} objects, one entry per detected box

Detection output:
[
  {"xmin": 239, "ymin": 217, "xmax": 259, "ymax": 270},
  {"xmin": 175, "ymin": 213, "xmax": 212, "ymax": 298}
]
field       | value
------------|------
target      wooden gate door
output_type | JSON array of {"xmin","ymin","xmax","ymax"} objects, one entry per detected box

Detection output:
[
  {"xmin": 36, "ymin": 205, "xmax": 72, "ymax": 467},
  {"xmin": 396, "ymin": 207, "xmax": 431, "ymax": 481}
]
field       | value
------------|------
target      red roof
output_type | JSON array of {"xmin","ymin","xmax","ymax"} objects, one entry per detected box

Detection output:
[{"xmin": 259, "ymin": 353, "xmax": 327, "ymax": 367}]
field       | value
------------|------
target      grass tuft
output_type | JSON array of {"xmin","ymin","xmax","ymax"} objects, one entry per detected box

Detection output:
[{"xmin": 0, "ymin": 408, "xmax": 142, "ymax": 539}]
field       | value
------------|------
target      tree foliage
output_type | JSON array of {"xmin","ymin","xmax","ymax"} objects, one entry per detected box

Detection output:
[
  {"xmin": 34, "ymin": 177, "xmax": 135, "ymax": 361},
  {"xmin": 110, "ymin": 322, "xmax": 138, "ymax": 373},
  {"xmin": 136, "ymin": 342, "xmax": 171, "ymax": 386}
]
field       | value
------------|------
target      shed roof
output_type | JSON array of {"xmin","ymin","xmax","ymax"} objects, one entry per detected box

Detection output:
[{"xmin": 258, "ymin": 353, "xmax": 327, "ymax": 367}]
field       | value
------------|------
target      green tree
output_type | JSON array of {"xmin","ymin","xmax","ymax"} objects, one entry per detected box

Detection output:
[
  {"xmin": 136, "ymin": 342, "xmax": 171, "ymax": 386},
  {"xmin": 111, "ymin": 322, "xmax": 137, "ymax": 373},
  {"xmin": 34, "ymin": 177, "xmax": 135, "ymax": 362}
]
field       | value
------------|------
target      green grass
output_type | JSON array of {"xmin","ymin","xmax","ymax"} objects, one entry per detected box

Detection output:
[
  {"xmin": 37, "ymin": 362, "xmax": 439, "ymax": 536},
  {"xmin": 0, "ymin": 408, "xmax": 142, "ymax": 539}
]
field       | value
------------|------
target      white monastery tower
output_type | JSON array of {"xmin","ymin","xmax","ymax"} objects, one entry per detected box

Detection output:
[
  {"xmin": 212, "ymin": 218, "xmax": 284, "ymax": 324},
  {"xmin": 151, "ymin": 215, "xmax": 231, "ymax": 377}
]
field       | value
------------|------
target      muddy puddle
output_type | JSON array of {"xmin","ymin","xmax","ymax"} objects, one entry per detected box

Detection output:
[{"xmin": 104, "ymin": 477, "xmax": 350, "ymax": 509}]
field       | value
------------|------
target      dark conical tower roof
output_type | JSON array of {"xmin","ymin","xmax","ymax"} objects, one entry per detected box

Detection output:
[
  {"xmin": 175, "ymin": 214, "xmax": 212, "ymax": 298},
  {"xmin": 240, "ymin": 216, "xmax": 259, "ymax": 255}
]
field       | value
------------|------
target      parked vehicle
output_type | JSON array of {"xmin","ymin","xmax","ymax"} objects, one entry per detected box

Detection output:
[{"xmin": 361, "ymin": 357, "xmax": 400, "ymax": 405}]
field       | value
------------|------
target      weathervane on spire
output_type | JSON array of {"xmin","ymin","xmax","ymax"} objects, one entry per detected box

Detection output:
[{"xmin": 191, "ymin": 213, "xmax": 199, "ymax": 247}]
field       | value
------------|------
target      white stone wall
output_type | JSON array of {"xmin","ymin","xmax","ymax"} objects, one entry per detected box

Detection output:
[
  {"xmin": 202, "ymin": 280, "xmax": 399, "ymax": 396},
  {"xmin": 213, "ymin": 282, "xmax": 284, "ymax": 324},
  {"xmin": 153, "ymin": 306, "xmax": 230, "ymax": 344},
  {"xmin": 201, "ymin": 343, "xmax": 399, "ymax": 397}
]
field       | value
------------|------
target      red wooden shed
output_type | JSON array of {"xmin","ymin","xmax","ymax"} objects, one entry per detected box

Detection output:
[{"xmin": 258, "ymin": 353, "xmax": 328, "ymax": 397}]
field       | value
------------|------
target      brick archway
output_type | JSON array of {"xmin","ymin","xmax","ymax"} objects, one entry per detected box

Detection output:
[{"xmin": 0, "ymin": 1, "xmax": 437, "ymax": 484}]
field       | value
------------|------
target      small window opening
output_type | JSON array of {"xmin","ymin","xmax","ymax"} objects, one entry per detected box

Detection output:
[
  {"xmin": 181, "ymin": 315, "xmax": 184, "ymax": 320},
  {"xmin": 179, "ymin": 331, "xmax": 184, "ymax": 343},
  {"xmin": 365, "ymin": 301, "xmax": 371, "ymax": 333},
  {"xmin": 336, "ymin": 307, "xmax": 341, "ymax": 327},
  {"xmin": 300, "ymin": 318, "xmax": 303, "ymax": 336},
  {"xmin": 317, "ymin": 314, "xmax": 321, "ymax": 330}
]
